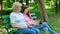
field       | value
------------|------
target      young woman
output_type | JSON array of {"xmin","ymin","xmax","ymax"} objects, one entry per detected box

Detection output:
[
  {"xmin": 10, "ymin": 2, "xmax": 40, "ymax": 34},
  {"xmin": 22, "ymin": 5, "xmax": 57, "ymax": 34}
]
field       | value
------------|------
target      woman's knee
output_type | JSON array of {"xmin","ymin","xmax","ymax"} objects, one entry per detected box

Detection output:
[
  {"xmin": 30, "ymin": 30, "xmax": 36, "ymax": 34},
  {"xmin": 35, "ymin": 29, "xmax": 40, "ymax": 33},
  {"xmin": 42, "ymin": 22, "xmax": 48, "ymax": 27},
  {"xmin": 32, "ymin": 28, "xmax": 40, "ymax": 32},
  {"xmin": 42, "ymin": 27, "xmax": 48, "ymax": 32},
  {"xmin": 43, "ymin": 22, "xmax": 47, "ymax": 25},
  {"xmin": 36, "ymin": 29, "xmax": 40, "ymax": 33},
  {"xmin": 32, "ymin": 28, "xmax": 40, "ymax": 34},
  {"xmin": 35, "ymin": 29, "xmax": 40, "ymax": 34}
]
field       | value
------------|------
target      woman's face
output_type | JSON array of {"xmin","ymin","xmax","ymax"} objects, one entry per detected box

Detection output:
[
  {"xmin": 24, "ymin": 8, "xmax": 29, "ymax": 14},
  {"xmin": 17, "ymin": 6, "xmax": 21, "ymax": 12},
  {"xmin": 15, "ymin": 5, "xmax": 21, "ymax": 13}
]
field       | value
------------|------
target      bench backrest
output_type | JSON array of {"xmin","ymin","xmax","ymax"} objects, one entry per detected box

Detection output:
[
  {"xmin": 30, "ymin": 13, "xmax": 37, "ymax": 20},
  {"xmin": 30, "ymin": 13, "xmax": 38, "ymax": 22},
  {"xmin": 1, "ymin": 13, "xmax": 37, "ymax": 30},
  {"xmin": 2, "ymin": 15, "xmax": 11, "ymax": 29}
]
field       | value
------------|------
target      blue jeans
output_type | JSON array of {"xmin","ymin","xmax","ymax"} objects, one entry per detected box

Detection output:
[
  {"xmin": 33, "ymin": 22, "xmax": 57, "ymax": 34},
  {"xmin": 16, "ymin": 28, "xmax": 40, "ymax": 34}
]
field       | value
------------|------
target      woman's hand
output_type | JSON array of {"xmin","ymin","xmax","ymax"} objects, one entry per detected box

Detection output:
[
  {"xmin": 33, "ymin": 23, "xmax": 38, "ymax": 26},
  {"xmin": 28, "ymin": 25, "xmax": 32, "ymax": 28},
  {"xmin": 32, "ymin": 20, "xmax": 42, "ymax": 26},
  {"xmin": 17, "ymin": 26, "xmax": 28, "ymax": 29},
  {"xmin": 38, "ymin": 20, "xmax": 43, "ymax": 24},
  {"xmin": 11, "ymin": 23, "xmax": 28, "ymax": 29}
]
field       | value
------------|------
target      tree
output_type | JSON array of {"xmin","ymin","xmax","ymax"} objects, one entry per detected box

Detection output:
[
  {"xmin": 26, "ymin": 0, "xmax": 29, "ymax": 6},
  {"xmin": 38, "ymin": 0, "xmax": 48, "ymax": 22},
  {"xmin": 55, "ymin": 0, "xmax": 60, "ymax": 14},
  {"xmin": 0, "ymin": 0, "xmax": 1, "ymax": 14},
  {"xmin": 19, "ymin": 0, "xmax": 24, "ymax": 6},
  {"xmin": 7, "ymin": 0, "xmax": 13, "ymax": 8},
  {"xmin": 59, "ymin": 0, "xmax": 60, "ymax": 12}
]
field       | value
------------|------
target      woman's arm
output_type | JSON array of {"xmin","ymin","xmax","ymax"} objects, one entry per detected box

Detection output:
[
  {"xmin": 27, "ymin": 24, "xmax": 32, "ymax": 28},
  {"xmin": 10, "ymin": 23, "xmax": 27, "ymax": 29},
  {"xmin": 31, "ymin": 19, "xmax": 39, "ymax": 26},
  {"xmin": 31, "ymin": 19, "xmax": 41, "ymax": 26}
]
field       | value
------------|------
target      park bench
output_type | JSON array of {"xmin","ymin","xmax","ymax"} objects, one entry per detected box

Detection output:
[
  {"xmin": 1, "ymin": 13, "xmax": 37, "ymax": 34},
  {"xmin": 1, "ymin": 15, "xmax": 22, "ymax": 34}
]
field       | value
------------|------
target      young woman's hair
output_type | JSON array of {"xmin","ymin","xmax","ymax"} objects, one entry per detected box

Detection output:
[{"xmin": 21, "ymin": 5, "xmax": 31, "ymax": 19}]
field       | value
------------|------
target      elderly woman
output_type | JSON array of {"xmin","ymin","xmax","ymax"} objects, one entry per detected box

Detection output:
[{"xmin": 10, "ymin": 2, "xmax": 40, "ymax": 34}]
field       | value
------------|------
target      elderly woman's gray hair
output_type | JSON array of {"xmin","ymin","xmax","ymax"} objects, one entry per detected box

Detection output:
[{"xmin": 12, "ymin": 2, "xmax": 22, "ymax": 11}]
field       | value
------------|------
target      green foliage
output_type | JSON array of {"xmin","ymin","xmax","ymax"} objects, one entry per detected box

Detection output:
[
  {"xmin": 43, "ymin": 0, "xmax": 56, "ymax": 9},
  {"xmin": 2, "ymin": 10, "xmax": 12, "ymax": 15},
  {"xmin": 1, "ymin": 0, "xmax": 60, "ymax": 33}
]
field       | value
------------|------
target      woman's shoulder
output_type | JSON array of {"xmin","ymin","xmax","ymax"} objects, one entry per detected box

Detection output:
[
  {"xmin": 10, "ymin": 12, "xmax": 15, "ymax": 16},
  {"xmin": 10, "ymin": 12, "xmax": 14, "ymax": 15}
]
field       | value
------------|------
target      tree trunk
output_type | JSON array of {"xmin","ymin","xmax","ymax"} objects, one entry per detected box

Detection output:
[
  {"xmin": 20, "ymin": 0, "xmax": 24, "ymax": 6},
  {"xmin": 0, "ymin": 0, "xmax": 1, "ymax": 4},
  {"xmin": 56, "ymin": 0, "xmax": 60, "ymax": 13},
  {"xmin": 59, "ymin": 0, "xmax": 60, "ymax": 12},
  {"xmin": 26, "ymin": 0, "xmax": 29, "ymax": 6},
  {"xmin": 0, "ymin": 0, "xmax": 1, "ymax": 10},
  {"xmin": 20, "ymin": 0, "xmax": 23, "ymax": 3},
  {"xmin": 38, "ymin": 0, "xmax": 48, "ymax": 22},
  {"xmin": 0, "ymin": 0, "xmax": 2, "ymax": 14},
  {"xmin": 12, "ymin": 0, "xmax": 15, "ymax": 2}
]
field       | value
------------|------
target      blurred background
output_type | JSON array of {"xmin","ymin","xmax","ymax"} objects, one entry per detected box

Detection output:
[{"xmin": 0, "ymin": 0, "xmax": 60, "ymax": 34}]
